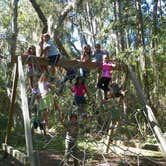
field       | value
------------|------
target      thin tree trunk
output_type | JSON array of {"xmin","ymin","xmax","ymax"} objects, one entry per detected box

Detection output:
[
  {"xmin": 113, "ymin": 1, "xmax": 119, "ymax": 54},
  {"xmin": 135, "ymin": 0, "xmax": 150, "ymax": 103},
  {"xmin": 86, "ymin": 1, "xmax": 96, "ymax": 45},
  {"xmin": 10, "ymin": 0, "xmax": 18, "ymax": 61},
  {"xmin": 117, "ymin": 0, "xmax": 125, "ymax": 51},
  {"xmin": 29, "ymin": 0, "xmax": 48, "ymax": 34}
]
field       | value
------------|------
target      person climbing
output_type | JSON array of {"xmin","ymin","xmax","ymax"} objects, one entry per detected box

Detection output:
[
  {"xmin": 38, "ymin": 72, "xmax": 60, "ymax": 134},
  {"xmin": 23, "ymin": 45, "xmax": 37, "ymax": 94},
  {"xmin": 108, "ymin": 81, "xmax": 127, "ymax": 98},
  {"xmin": 61, "ymin": 113, "xmax": 80, "ymax": 166},
  {"xmin": 93, "ymin": 43, "xmax": 109, "ymax": 84},
  {"xmin": 39, "ymin": 34, "xmax": 49, "ymax": 73},
  {"xmin": 41, "ymin": 33, "xmax": 60, "ymax": 81},
  {"xmin": 58, "ymin": 67, "xmax": 77, "ymax": 94},
  {"xmin": 97, "ymin": 54, "xmax": 116, "ymax": 100},
  {"xmin": 80, "ymin": 44, "xmax": 92, "ymax": 78},
  {"xmin": 102, "ymin": 79, "xmax": 127, "ymax": 105},
  {"xmin": 70, "ymin": 76, "xmax": 89, "ymax": 118}
]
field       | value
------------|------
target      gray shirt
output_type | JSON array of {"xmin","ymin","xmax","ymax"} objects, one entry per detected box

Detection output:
[
  {"xmin": 43, "ymin": 39, "xmax": 59, "ymax": 57},
  {"xmin": 94, "ymin": 50, "xmax": 108, "ymax": 62}
]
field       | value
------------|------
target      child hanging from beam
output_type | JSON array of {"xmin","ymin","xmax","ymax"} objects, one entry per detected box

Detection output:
[
  {"xmin": 58, "ymin": 67, "xmax": 77, "ymax": 95},
  {"xmin": 38, "ymin": 72, "xmax": 60, "ymax": 133},
  {"xmin": 103, "ymin": 79, "xmax": 127, "ymax": 102}
]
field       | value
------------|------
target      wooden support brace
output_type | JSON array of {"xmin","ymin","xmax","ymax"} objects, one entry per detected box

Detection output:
[{"xmin": 2, "ymin": 143, "xmax": 28, "ymax": 165}]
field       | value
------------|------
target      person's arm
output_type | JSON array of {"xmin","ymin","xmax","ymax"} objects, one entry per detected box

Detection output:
[
  {"xmin": 42, "ymin": 41, "xmax": 50, "ymax": 57},
  {"xmin": 39, "ymin": 36, "xmax": 44, "ymax": 57},
  {"xmin": 84, "ymin": 86, "xmax": 89, "ymax": 100},
  {"xmin": 70, "ymin": 85, "xmax": 75, "ymax": 93},
  {"xmin": 80, "ymin": 53, "xmax": 84, "ymax": 62},
  {"xmin": 47, "ymin": 82, "xmax": 55, "ymax": 90},
  {"xmin": 111, "ymin": 61, "xmax": 116, "ymax": 68}
]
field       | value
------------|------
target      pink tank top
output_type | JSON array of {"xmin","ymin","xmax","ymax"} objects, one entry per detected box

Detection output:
[
  {"xmin": 71, "ymin": 85, "xmax": 87, "ymax": 96},
  {"xmin": 102, "ymin": 62, "xmax": 113, "ymax": 78}
]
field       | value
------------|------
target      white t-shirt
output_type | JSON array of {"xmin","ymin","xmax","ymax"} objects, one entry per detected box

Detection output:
[{"xmin": 38, "ymin": 81, "xmax": 50, "ymax": 96}]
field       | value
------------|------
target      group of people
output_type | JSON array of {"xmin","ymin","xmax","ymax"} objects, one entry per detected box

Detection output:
[{"xmin": 23, "ymin": 33, "xmax": 127, "ymax": 165}]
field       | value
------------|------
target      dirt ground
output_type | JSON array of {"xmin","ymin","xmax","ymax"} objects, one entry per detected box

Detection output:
[{"xmin": 0, "ymin": 150, "xmax": 166, "ymax": 166}]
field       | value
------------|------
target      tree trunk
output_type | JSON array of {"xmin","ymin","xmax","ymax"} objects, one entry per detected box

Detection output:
[
  {"xmin": 53, "ymin": 0, "xmax": 83, "ymax": 57},
  {"xmin": 135, "ymin": 0, "xmax": 150, "ymax": 103},
  {"xmin": 10, "ymin": 0, "xmax": 18, "ymax": 61},
  {"xmin": 117, "ymin": 0, "xmax": 125, "ymax": 51},
  {"xmin": 86, "ymin": 1, "xmax": 96, "ymax": 45},
  {"xmin": 29, "ymin": 0, "xmax": 48, "ymax": 34}
]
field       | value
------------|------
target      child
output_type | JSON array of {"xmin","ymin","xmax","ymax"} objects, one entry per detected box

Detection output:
[
  {"xmin": 97, "ymin": 54, "xmax": 116, "ymax": 100},
  {"xmin": 41, "ymin": 33, "xmax": 60, "ymax": 80},
  {"xmin": 70, "ymin": 76, "xmax": 89, "ymax": 117},
  {"xmin": 93, "ymin": 43, "xmax": 108, "ymax": 83},
  {"xmin": 58, "ymin": 67, "xmax": 77, "ymax": 94},
  {"xmin": 102, "ymin": 80, "xmax": 127, "ymax": 105},
  {"xmin": 108, "ymin": 81, "xmax": 127, "ymax": 98},
  {"xmin": 61, "ymin": 113, "xmax": 79, "ymax": 166},
  {"xmin": 80, "ymin": 44, "xmax": 92, "ymax": 78},
  {"xmin": 106, "ymin": 104, "xmax": 122, "ymax": 153},
  {"xmin": 23, "ymin": 45, "xmax": 37, "ymax": 93},
  {"xmin": 38, "ymin": 73, "xmax": 60, "ymax": 131}
]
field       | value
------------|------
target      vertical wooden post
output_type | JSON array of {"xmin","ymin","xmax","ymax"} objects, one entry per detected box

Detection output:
[
  {"xmin": 128, "ymin": 65, "xmax": 166, "ymax": 158},
  {"xmin": 18, "ymin": 56, "xmax": 35, "ymax": 166},
  {"xmin": 5, "ymin": 63, "xmax": 18, "ymax": 144}
]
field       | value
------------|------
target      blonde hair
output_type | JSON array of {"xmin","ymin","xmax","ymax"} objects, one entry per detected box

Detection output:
[
  {"xmin": 43, "ymin": 33, "xmax": 50, "ymax": 38},
  {"xmin": 103, "ymin": 54, "xmax": 109, "ymax": 60},
  {"xmin": 39, "ymin": 72, "xmax": 49, "ymax": 82}
]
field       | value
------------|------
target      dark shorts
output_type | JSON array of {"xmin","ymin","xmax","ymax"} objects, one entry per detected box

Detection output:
[
  {"xmin": 111, "ymin": 107, "xmax": 121, "ymax": 120},
  {"xmin": 74, "ymin": 96, "xmax": 86, "ymax": 105},
  {"xmin": 80, "ymin": 68, "xmax": 90, "ymax": 78},
  {"xmin": 97, "ymin": 77, "xmax": 111, "ymax": 91},
  {"xmin": 48, "ymin": 54, "xmax": 60, "ymax": 67},
  {"xmin": 114, "ymin": 93, "xmax": 121, "ymax": 97}
]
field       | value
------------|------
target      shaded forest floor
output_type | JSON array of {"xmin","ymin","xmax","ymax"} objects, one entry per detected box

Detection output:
[{"xmin": 0, "ymin": 149, "xmax": 166, "ymax": 166}]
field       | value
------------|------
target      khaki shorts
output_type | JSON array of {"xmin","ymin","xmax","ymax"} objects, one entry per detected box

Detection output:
[{"xmin": 39, "ymin": 93, "xmax": 54, "ymax": 111}]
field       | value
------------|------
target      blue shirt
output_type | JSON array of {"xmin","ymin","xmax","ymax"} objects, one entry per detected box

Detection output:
[
  {"xmin": 94, "ymin": 50, "xmax": 108, "ymax": 62},
  {"xmin": 43, "ymin": 40, "xmax": 59, "ymax": 57}
]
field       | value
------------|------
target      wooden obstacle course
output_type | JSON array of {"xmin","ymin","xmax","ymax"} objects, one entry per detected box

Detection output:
[{"xmin": 2, "ymin": 143, "xmax": 28, "ymax": 165}]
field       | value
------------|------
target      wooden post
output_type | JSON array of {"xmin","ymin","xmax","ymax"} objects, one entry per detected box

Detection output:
[
  {"xmin": 18, "ymin": 56, "xmax": 35, "ymax": 166},
  {"xmin": 5, "ymin": 63, "xmax": 18, "ymax": 144},
  {"xmin": 127, "ymin": 65, "xmax": 166, "ymax": 158}
]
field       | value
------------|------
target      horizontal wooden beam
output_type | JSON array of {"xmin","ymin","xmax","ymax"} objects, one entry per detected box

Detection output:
[
  {"xmin": 1, "ymin": 143, "xmax": 28, "ymax": 165},
  {"xmin": 11, "ymin": 55, "xmax": 128, "ymax": 72}
]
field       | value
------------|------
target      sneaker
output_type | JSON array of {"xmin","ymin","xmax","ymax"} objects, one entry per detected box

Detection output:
[
  {"xmin": 110, "ymin": 124, "xmax": 117, "ymax": 129},
  {"xmin": 31, "ymin": 88, "xmax": 37, "ymax": 94},
  {"xmin": 51, "ymin": 76, "xmax": 56, "ymax": 83}
]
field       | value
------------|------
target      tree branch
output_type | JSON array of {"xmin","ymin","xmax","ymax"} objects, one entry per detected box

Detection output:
[
  {"xmin": 29, "ymin": 0, "xmax": 48, "ymax": 33},
  {"xmin": 53, "ymin": 0, "xmax": 83, "ymax": 58}
]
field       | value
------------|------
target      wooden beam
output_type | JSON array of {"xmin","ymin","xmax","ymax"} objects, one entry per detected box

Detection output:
[
  {"xmin": 5, "ymin": 63, "xmax": 18, "ymax": 144},
  {"xmin": 127, "ymin": 65, "xmax": 166, "ymax": 158},
  {"xmin": 12, "ymin": 55, "xmax": 128, "ymax": 72},
  {"xmin": 18, "ymin": 56, "xmax": 35, "ymax": 166},
  {"xmin": 2, "ymin": 143, "xmax": 28, "ymax": 165}
]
